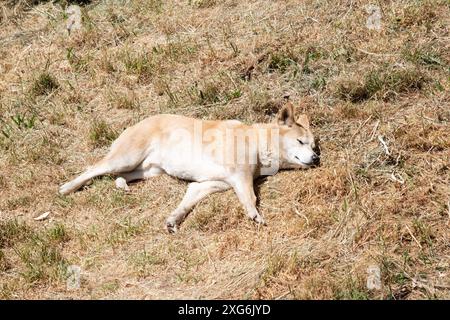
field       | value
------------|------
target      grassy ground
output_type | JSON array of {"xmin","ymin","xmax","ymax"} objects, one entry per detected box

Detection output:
[{"xmin": 0, "ymin": 0, "xmax": 449, "ymax": 299}]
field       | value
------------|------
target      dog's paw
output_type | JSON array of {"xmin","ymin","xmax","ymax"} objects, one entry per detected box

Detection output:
[
  {"xmin": 115, "ymin": 177, "xmax": 130, "ymax": 192},
  {"xmin": 165, "ymin": 220, "xmax": 178, "ymax": 234},
  {"xmin": 254, "ymin": 215, "xmax": 266, "ymax": 226},
  {"xmin": 59, "ymin": 183, "xmax": 71, "ymax": 196}
]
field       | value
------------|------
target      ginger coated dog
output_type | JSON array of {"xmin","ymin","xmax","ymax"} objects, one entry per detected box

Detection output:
[{"xmin": 59, "ymin": 102, "xmax": 319, "ymax": 232}]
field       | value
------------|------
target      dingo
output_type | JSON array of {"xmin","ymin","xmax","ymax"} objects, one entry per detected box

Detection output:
[{"xmin": 59, "ymin": 102, "xmax": 320, "ymax": 232}]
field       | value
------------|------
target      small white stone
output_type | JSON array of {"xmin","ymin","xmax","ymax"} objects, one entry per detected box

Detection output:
[
  {"xmin": 34, "ymin": 211, "xmax": 50, "ymax": 221},
  {"xmin": 367, "ymin": 264, "xmax": 381, "ymax": 290},
  {"xmin": 66, "ymin": 5, "xmax": 82, "ymax": 34}
]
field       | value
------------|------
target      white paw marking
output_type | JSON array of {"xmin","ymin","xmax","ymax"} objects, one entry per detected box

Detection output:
[{"xmin": 115, "ymin": 177, "xmax": 130, "ymax": 191}]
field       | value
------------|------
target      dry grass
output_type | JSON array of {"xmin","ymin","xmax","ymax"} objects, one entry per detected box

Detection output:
[{"xmin": 0, "ymin": 0, "xmax": 449, "ymax": 299}]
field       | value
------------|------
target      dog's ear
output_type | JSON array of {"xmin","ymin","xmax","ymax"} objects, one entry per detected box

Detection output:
[
  {"xmin": 297, "ymin": 114, "xmax": 310, "ymax": 130},
  {"xmin": 277, "ymin": 102, "xmax": 295, "ymax": 127}
]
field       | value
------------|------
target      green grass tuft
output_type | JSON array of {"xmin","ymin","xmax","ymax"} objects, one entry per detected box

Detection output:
[
  {"xmin": 337, "ymin": 67, "xmax": 427, "ymax": 102},
  {"xmin": 0, "ymin": 219, "xmax": 31, "ymax": 248},
  {"xmin": 31, "ymin": 72, "xmax": 59, "ymax": 96},
  {"xmin": 89, "ymin": 119, "xmax": 118, "ymax": 148}
]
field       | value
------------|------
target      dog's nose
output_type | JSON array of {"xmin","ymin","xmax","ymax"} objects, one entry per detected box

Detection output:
[{"xmin": 312, "ymin": 154, "xmax": 320, "ymax": 165}]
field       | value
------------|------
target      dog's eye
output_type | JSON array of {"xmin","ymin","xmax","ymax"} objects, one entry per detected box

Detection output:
[{"xmin": 297, "ymin": 139, "xmax": 304, "ymax": 145}]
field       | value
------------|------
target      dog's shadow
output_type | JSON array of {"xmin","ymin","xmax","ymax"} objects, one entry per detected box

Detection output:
[{"xmin": 254, "ymin": 176, "xmax": 268, "ymax": 208}]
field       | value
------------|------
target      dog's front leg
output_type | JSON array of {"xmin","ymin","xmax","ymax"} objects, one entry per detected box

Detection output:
[
  {"xmin": 230, "ymin": 174, "xmax": 265, "ymax": 225},
  {"xmin": 166, "ymin": 181, "xmax": 230, "ymax": 233}
]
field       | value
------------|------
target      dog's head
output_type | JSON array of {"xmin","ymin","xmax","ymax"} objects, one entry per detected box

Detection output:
[{"xmin": 276, "ymin": 102, "xmax": 320, "ymax": 169}]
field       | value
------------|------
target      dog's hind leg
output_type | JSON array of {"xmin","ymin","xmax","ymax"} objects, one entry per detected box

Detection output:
[
  {"xmin": 59, "ymin": 120, "xmax": 156, "ymax": 195},
  {"xmin": 165, "ymin": 181, "xmax": 231, "ymax": 233},
  {"xmin": 115, "ymin": 166, "xmax": 164, "ymax": 191},
  {"xmin": 59, "ymin": 160, "xmax": 112, "ymax": 195},
  {"xmin": 59, "ymin": 151, "xmax": 147, "ymax": 195}
]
